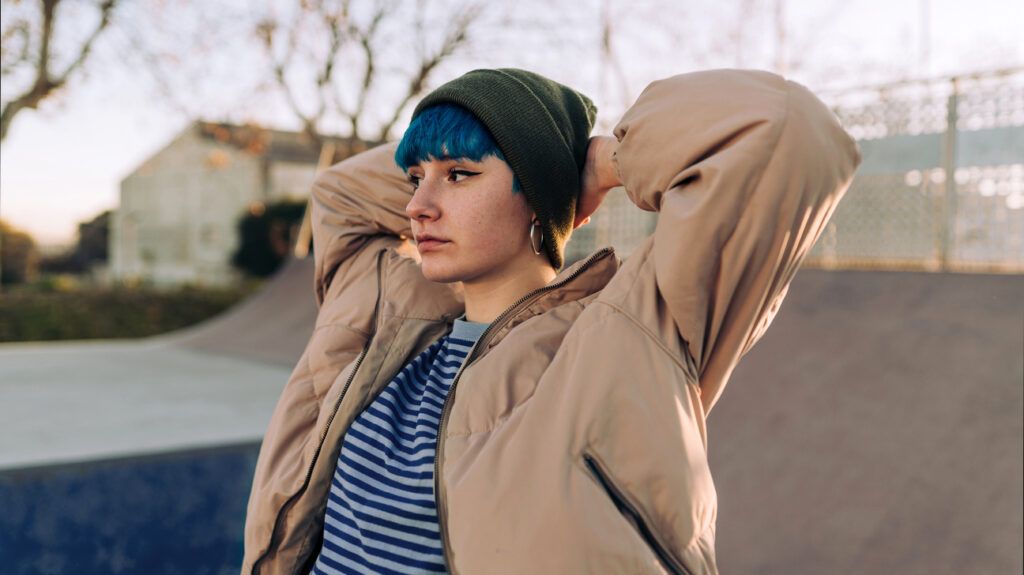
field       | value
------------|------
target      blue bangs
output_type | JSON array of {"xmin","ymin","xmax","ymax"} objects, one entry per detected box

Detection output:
[{"xmin": 395, "ymin": 103, "xmax": 521, "ymax": 193}]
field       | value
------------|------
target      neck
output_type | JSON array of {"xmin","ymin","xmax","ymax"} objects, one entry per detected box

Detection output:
[{"xmin": 461, "ymin": 258, "xmax": 557, "ymax": 323}]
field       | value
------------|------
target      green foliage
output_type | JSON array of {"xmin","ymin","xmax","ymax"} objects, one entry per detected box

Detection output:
[
  {"xmin": 1, "ymin": 219, "xmax": 39, "ymax": 284},
  {"xmin": 231, "ymin": 199, "xmax": 308, "ymax": 278},
  {"xmin": 0, "ymin": 282, "xmax": 258, "ymax": 342},
  {"xmin": 38, "ymin": 210, "xmax": 110, "ymax": 275}
]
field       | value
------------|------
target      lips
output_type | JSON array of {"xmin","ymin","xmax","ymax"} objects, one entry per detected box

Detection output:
[{"xmin": 415, "ymin": 234, "xmax": 450, "ymax": 253}]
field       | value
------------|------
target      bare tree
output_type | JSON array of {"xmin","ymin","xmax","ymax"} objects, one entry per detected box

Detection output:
[
  {"xmin": 255, "ymin": 0, "xmax": 483, "ymax": 148},
  {"xmin": 0, "ymin": 0, "xmax": 119, "ymax": 142}
]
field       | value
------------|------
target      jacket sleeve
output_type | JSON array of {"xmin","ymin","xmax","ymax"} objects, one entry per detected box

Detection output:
[
  {"xmin": 608, "ymin": 69, "xmax": 861, "ymax": 414},
  {"xmin": 311, "ymin": 140, "xmax": 414, "ymax": 308},
  {"xmin": 243, "ymin": 141, "xmax": 417, "ymax": 571}
]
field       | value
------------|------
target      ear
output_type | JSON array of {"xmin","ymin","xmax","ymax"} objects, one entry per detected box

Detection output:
[
  {"xmin": 572, "ymin": 215, "xmax": 592, "ymax": 229},
  {"xmin": 572, "ymin": 184, "xmax": 604, "ymax": 230},
  {"xmin": 572, "ymin": 196, "xmax": 598, "ymax": 229}
]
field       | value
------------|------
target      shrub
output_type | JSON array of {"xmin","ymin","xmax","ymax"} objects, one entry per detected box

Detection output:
[{"xmin": 0, "ymin": 282, "xmax": 258, "ymax": 342}]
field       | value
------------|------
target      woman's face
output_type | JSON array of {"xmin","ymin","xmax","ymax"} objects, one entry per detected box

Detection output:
[{"xmin": 405, "ymin": 154, "xmax": 536, "ymax": 284}]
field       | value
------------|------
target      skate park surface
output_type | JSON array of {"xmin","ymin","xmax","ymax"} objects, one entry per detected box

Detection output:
[
  {"xmin": 1, "ymin": 254, "xmax": 1021, "ymax": 574},
  {"xmin": 0, "ymin": 256, "xmax": 316, "ymax": 471},
  {"xmin": 0, "ymin": 256, "xmax": 317, "ymax": 574},
  {"xmin": 706, "ymin": 267, "xmax": 1022, "ymax": 574}
]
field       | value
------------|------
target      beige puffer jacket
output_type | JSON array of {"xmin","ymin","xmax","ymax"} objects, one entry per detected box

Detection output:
[{"xmin": 242, "ymin": 69, "xmax": 862, "ymax": 574}]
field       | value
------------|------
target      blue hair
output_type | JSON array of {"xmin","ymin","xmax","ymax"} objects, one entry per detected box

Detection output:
[{"xmin": 395, "ymin": 103, "xmax": 522, "ymax": 193}]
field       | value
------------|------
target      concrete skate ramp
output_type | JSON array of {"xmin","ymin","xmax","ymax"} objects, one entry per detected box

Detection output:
[
  {"xmin": 163, "ymin": 255, "xmax": 317, "ymax": 367},
  {"xmin": 707, "ymin": 268, "xmax": 1024, "ymax": 575},
  {"xmin": 0, "ymin": 256, "xmax": 319, "ymax": 573},
  {"xmin": 0, "ymin": 255, "xmax": 316, "ymax": 470},
  {"xmin": 2, "ymin": 258, "xmax": 1021, "ymax": 573}
]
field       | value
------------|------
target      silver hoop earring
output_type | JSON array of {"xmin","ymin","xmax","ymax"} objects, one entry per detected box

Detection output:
[{"xmin": 529, "ymin": 221, "xmax": 544, "ymax": 255}]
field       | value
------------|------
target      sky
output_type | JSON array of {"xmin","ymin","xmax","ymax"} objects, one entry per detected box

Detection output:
[{"xmin": 1, "ymin": 0, "xmax": 1021, "ymax": 248}]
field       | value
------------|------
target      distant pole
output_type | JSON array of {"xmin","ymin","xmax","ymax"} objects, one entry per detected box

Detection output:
[
  {"xmin": 597, "ymin": 0, "xmax": 631, "ymax": 121},
  {"xmin": 919, "ymin": 0, "xmax": 931, "ymax": 77},
  {"xmin": 940, "ymin": 76, "xmax": 959, "ymax": 271},
  {"xmin": 774, "ymin": 0, "xmax": 787, "ymax": 75},
  {"xmin": 293, "ymin": 142, "xmax": 337, "ymax": 259},
  {"xmin": 599, "ymin": 0, "xmax": 610, "ymax": 107}
]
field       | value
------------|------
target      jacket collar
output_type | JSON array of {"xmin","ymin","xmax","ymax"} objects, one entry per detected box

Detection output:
[
  {"xmin": 480, "ymin": 246, "xmax": 620, "ymax": 352},
  {"xmin": 379, "ymin": 246, "xmax": 620, "ymax": 337}
]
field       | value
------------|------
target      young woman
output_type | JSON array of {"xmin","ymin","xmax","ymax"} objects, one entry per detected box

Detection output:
[{"xmin": 242, "ymin": 68, "xmax": 861, "ymax": 575}]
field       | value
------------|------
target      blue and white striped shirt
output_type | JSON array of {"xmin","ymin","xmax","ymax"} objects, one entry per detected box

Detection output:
[{"xmin": 310, "ymin": 315, "xmax": 489, "ymax": 575}]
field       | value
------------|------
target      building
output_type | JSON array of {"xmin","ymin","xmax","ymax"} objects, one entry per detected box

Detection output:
[{"xmin": 110, "ymin": 121, "xmax": 364, "ymax": 287}]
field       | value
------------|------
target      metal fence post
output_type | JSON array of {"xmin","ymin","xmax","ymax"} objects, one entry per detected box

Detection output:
[{"xmin": 940, "ymin": 77, "xmax": 960, "ymax": 271}]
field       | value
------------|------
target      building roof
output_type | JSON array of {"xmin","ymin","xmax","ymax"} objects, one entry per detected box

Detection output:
[{"xmin": 194, "ymin": 121, "xmax": 378, "ymax": 164}]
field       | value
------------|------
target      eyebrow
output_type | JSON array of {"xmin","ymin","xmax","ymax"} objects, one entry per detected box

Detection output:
[{"xmin": 410, "ymin": 156, "xmax": 482, "ymax": 170}]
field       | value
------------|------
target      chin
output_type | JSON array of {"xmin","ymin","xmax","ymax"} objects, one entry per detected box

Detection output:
[
  {"xmin": 420, "ymin": 254, "xmax": 494, "ymax": 285},
  {"xmin": 419, "ymin": 258, "xmax": 467, "ymax": 284}
]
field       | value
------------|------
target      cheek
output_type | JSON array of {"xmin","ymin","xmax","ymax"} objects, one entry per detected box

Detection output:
[
  {"xmin": 419, "ymin": 174, "xmax": 533, "ymax": 282},
  {"xmin": 457, "ymin": 194, "xmax": 529, "ymax": 251}
]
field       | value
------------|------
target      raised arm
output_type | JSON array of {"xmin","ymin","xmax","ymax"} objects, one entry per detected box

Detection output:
[
  {"xmin": 606, "ymin": 69, "xmax": 861, "ymax": 414},
  {"xmin": 311, "ymin": 140, "xmax": 412, "ymax": 307},
  {"xmin": 244, "ymin": 141, "xmax": 422, "ymax": 572}
]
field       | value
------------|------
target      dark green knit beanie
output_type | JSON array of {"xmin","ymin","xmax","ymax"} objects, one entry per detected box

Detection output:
[{"xmin": 412, "ymin": 68, "xmax": 597, "ymax": 270}]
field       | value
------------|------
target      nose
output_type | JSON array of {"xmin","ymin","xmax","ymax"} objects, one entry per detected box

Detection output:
[{"xmin": 405, "ymin": 180, "xmax": 440, "ymax": 222}]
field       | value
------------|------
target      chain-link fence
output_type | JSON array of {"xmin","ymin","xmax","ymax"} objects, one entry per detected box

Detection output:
[
  {"xmin": 564, "ymin": 187, "xmax": 657, "ymax": 265},
  {"xmin": 808, "ymin": 67, "xmax": 1024, "ymax": 272},
  {"xmin": 565, "ymin": 68, "xmax": 1024, "ymax": 273}
]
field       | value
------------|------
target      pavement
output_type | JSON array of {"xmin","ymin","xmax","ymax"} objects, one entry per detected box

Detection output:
[
  {"xmin": 0, "ymin": 256, "xmax": 314, "ymax": 470},
  {"xmin": 708, "ymin": 267, "xmax": 1023, "ymax": 575},
  {"xmin": 1, "ymin": 255, "xmax": 1020, "ymax": 573}
]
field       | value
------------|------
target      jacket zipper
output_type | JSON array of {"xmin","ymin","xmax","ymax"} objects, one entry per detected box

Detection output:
[
  {"xmin": 582, "ymin": 453, "xmax": 693, "ymax": 575},
  {"xmin": 433, "ymin": 247, "xmax": 615, "ymax": 573},
  {"xmin": 252, "ymin": 249, "xmax": 387, "ymax": 574}
]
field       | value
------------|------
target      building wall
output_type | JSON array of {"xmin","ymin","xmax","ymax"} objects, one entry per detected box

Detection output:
[
  {"xmin": 268, "ymin": 161, "xmax": 319, "ymax": 203},
  {"xmin": 112, "ymin": 123, "xmax": 653, "ymax": 286},
  {"xmin": 112, "ymin": 127, "xmax": 316, "ymax": 287}
]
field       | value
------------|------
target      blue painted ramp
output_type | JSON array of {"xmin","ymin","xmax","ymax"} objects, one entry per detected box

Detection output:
[{"xmin": 0, "ymin": 256, "xmax": 315, "ymax": 574}]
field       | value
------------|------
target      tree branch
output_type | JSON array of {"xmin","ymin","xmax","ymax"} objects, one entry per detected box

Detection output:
[
  {"xmin": 1, "ymin": 19, "xmax": 33, "ymax": 75},
  {"xmin": 347, "ymin": 0, "xmax": 391, "ymax": 139},
  {"xmin": 51, "ymin": 0, "xmax": 117, "ymax": 85},
  {"xmin": 2, "ymin": 0, "xmax": 119, "ymax": 142},
  {"xmin": 319, "ymin": 0, "xmax": 355, "ymax": 122},
  {"xmin": 376, "ymin": 2, "xmax": 482, "ymax": 141},
  {"xmin": 259, "ymin": 11, "xmax": 325, "ymax": 146}
]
